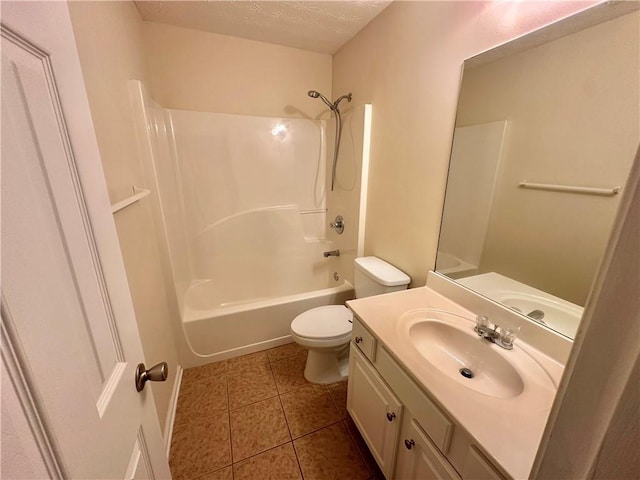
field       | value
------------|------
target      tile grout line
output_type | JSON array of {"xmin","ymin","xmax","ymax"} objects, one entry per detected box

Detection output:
[
  {"xmin": 275, "ymin": 388, "xmax": 294, "ymax": 440},
  {"xmin": 274, "ymin": 359, "xmax": 305, "ymax": 480},
  {"xmin": 270, "ymin": 349, "xmax": 307, "ymax": 479},
  {"xmin": 225, "ymin": 370, "xmax": 234, "ymax": 479},
  {"xmin": 268, "ymin": 354, "xmax": 304, "ymax": 476},
  {"xmin": 228, "ymin": 392, "xmax": 281, "ymax": 413},
  {"xmin": 291, "ymin": 439, "xmax": 306, "ymax": 480},
  {"xmin": 227, "ymin": 353, "xmax": 296, "ymax": 467},
  {"xmin": 232, "ymin": 438, "xmax": 294, "ymax": 468},
  {"xmin": 230, "ymin": 441, "xmax": 305, "ymax": 479},
  {"xmin": 291, "ymin": 418, "xmax": 345, "ymax": 441}
]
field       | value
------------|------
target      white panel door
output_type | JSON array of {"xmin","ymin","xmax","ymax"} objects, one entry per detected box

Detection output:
[{"xmin": 1, "ymin": 2, "xmax": 171, "ymax": 479}]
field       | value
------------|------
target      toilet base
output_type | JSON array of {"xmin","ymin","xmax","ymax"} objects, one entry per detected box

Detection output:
[{"xmin": 303, "ymin": 348, "xmax": 349, "ymax": 384}]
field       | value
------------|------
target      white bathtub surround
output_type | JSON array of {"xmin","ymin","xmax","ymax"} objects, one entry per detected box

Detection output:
[
  {"xmin": 168, "ymin": 109, "xmax": 327, "ymax": 241},
  {"xmin": 190, "ymin": 206, "xmax": 332, "ymax": 290},
  {"xmin": 130, "ymin": 82, "xmax": 372, "ymax": 364},
  {"xmin": 437, "ymin": 121, "xmax": 507, "ymax": 274}
]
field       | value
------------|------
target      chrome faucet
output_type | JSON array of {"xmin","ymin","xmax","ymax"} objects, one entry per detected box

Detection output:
[
  {"xmin": 323, "ymin": 250, "xmax": 340, "ymax": 257},
  {"xmin": 527, "ymin": 309, "xmax": 546, "ymax": 324},
  {"xmin": 474, "ymin": 315, "xmax": 516, "ymax": 350}
]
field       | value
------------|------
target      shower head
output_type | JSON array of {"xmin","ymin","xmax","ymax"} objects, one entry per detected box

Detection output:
[
  {"xmin": 308, "ymin": 89, "xmax": 353, "ymax": 192},
  {"xmin": 308, "ymin": 90, "xmax": 335, "ymax": 110}
]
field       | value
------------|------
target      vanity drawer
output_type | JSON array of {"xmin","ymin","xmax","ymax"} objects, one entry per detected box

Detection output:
[
  {"xmin": 352, "ymin": 316, "xmax": 377, "ymax": 362},
  {"xmin": 376, "ymin": 345, "xmax": 454, "ymax": 454}
]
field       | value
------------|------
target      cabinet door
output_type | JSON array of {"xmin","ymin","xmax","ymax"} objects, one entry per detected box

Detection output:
[
  {"xmin": 395, "ymin": 417, "xmax": 461, "ymax": 480},
  {"xmin": 460, "ymin": 446, "xmax": 506, "ymax": 480},
  {"xmin": 347, "ymin": 345, "xmax": 402, "ymax": 479}
]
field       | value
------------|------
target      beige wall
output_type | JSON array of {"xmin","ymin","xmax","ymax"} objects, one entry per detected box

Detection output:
[
  {"xmin": 68, "ymin": 1, "xmax": 178, "ymax": 434},
  {"xmin": 533, "ymin": 150, "xmax": 639, "ymax": 479},
  {"xmin": 457, "ymin": 12, "xmax": 639, "ymax": 305},
  {"xmin": 333, "ymin": 1, "xmax": 599, "ymax": 287},
  {"xmin": 142, "ymin": 21, "xmax": 332, "ymax": 118}
]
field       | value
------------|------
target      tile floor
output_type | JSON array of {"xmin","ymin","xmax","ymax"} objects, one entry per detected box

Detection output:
[{"xmin": 169, "ymin": 343, "xmax": 384, "ymax": 480}]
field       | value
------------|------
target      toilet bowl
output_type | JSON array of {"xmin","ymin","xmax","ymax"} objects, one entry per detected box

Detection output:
[
  {"xmin": 290, "ymin": 305, "xmax": 353, "ymax": 384},
  {"xmin": 290, "ymin": 257, "xmax": 410, "ymax": 384}
]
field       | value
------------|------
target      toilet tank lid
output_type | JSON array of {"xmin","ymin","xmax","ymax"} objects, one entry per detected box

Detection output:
[{"xmin": 354, "ymin": 257, "xmax": 411, "ymax": 287}]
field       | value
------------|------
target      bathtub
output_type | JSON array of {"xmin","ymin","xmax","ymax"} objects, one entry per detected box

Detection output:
[
  {"xmin": 183, "ymin": 274, "xmax": 354, "ymax": 358},
  {"xmin": 178, "ymin": 206, "xmax": 353, "ymax": 357},
  {"xmin": 458, "ymin": 272, "xmax": 582, "ymax": 338},
  {"xmin": 436, "ymin": 251, "xmax": 478, "ymax": 279}
]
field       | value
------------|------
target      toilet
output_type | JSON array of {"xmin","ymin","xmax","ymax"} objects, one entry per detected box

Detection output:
[{"xmin": 290, "ymin": 256, "xmax": 410, "ymax": 384}]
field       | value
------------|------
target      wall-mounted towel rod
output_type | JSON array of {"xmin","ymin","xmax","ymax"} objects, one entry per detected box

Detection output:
[
  {"xmin": 111, "ymin": 186, "xmax": 151, "ymax": 214},
  {"xmin": 518, "ymin": 181, "xmax": 621, "ymax": 197},
  {"xmin": 299, "ymin": 208, "xmax": 328, "ymax": 215}
]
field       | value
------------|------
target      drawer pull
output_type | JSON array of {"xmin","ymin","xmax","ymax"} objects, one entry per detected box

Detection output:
[
  {"xmin": 386, "ymin": 412, "xmax": 396, "ymax": 422},
  {"xmin": 404, "ymin": 439, "xmax": 415, "ymax": 450},
  {"xmin": 354, "ymin": 336, "xmax": 363, "ymax": 344}
]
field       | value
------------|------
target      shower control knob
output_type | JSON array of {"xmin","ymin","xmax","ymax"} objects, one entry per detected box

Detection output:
[
  {"xmin": 330, "ymin": 215, "xmax": 344, "ymax": 234},
  {"xmin": 135, "ymin": 361, "xmax": 168, "ymax": 392}
]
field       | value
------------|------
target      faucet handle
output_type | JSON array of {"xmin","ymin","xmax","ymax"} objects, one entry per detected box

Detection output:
[
  {"xmin": 475, "ymin": 315, "xmax": 490, "ymax": 331},
  {"xmin": 330, "ymin": 215, "xmax": 344, "ymax": 234},
  {"xmin": 499, "ymin": 326, "xmax": 518, "ymax": 348}
]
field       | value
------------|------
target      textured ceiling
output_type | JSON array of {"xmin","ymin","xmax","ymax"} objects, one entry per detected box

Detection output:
[{"xmin": 134, "ymin": 1, "xmax": 392, "ymax": 54}]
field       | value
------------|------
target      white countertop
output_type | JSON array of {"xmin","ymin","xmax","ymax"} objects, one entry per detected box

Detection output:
[{"xmin": 347, "ymin": 286, "xmax": 564, "ymax": 480}]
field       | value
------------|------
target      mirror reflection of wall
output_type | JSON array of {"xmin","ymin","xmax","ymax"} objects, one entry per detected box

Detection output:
[{"xmin": 437, "ymin": 6, "xmax": 639, "ymax": 339}]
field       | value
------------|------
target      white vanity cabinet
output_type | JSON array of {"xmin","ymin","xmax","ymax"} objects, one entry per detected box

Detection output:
[
  {"xmin": 348, "ymin": 316, "xmax": 508, "ymax": 480},
  {"xmin": 347, "ymin": 344, "xmax": 402, "ymax": 478}
]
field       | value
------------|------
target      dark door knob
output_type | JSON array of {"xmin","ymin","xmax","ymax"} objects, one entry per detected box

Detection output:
[{"xmin": 135, "ymin": 362, "xmax": 168, "ymax": 392}]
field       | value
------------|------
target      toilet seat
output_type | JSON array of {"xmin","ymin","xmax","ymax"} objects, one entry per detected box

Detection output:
[{"xmin": 291, "ymin": 305, "xmax": 353, "ymax": 347}]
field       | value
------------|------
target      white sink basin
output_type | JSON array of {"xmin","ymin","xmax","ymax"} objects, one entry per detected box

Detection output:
[
  {"xmin": 407, "ymin": 320, "xmax": 524, "ymax": 398},
  {"xmin": 397, "ymin": 309, "xmax": 557, "ymax": 399}
]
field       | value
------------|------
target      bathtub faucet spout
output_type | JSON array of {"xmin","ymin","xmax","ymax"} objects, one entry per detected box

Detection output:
[{"xmin": 323, "ymin": 250, "xmax": 340, "ymax": 258}]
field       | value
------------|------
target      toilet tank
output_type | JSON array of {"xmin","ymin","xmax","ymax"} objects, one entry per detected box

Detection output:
[{"xmin": 354, "ymin": 257, "xmax": 411, "ymax": 298}]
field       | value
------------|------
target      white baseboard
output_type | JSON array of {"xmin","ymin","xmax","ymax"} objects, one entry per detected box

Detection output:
[{"xmin": 164, "ymin": 364, "xmax": 183, "ymax": 458}]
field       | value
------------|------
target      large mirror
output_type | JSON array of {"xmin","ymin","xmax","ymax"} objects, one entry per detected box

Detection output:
[{"xmin": 436, "ymin": 2, "xmax": 639, "ymax": 339}]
